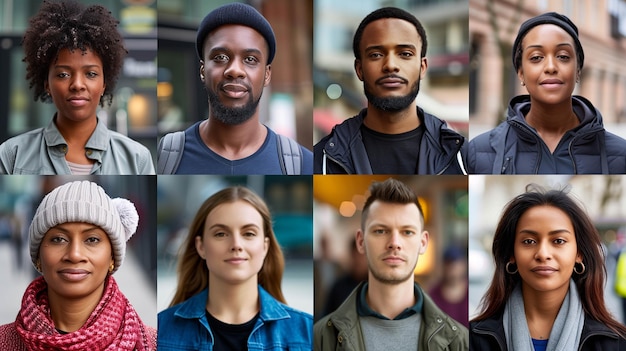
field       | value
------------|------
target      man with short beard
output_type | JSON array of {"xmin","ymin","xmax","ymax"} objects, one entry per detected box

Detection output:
[
  {"xmin": 157, "ymin": 3, "xmax": 312, "ymax": 174},
  {"xmin": 314, "ymin": 178, "xmax": 468, "ymax": 350},
  {"xmin": 314, "ymin": 7, "xmax": 467, "ymax": 175}
]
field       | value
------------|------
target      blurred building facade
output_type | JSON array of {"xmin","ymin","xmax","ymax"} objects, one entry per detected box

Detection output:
[
  {"xmin": 157, "ymin": 0, "xmax": 313, "ymax": 149},
  {"xmin": 313, "ymin": 0, "xmax": 470, "ymax": 142},
  {"xmin": 470, "ymin": 0, "xmax": 626, "ymax": 139}
]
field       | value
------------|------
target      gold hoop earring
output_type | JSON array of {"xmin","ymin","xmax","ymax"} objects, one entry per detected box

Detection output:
[
  {"xmin": 574, "ymin": 262, "xmax": 585, "ymax": 274},
  {"xmin": 108, "ymin": 262, "xmax": 115, "ymax": 274},
  {"xmin": 35, "ymin": 259, "xmax": 42, "ymax": 272},
  {"xmin": 505, "ymin": 262, "xmax": 518, "ymax": 274}
]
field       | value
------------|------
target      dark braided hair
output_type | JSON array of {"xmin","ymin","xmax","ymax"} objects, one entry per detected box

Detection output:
[{"xmin": 22, "ymin": 0, "xmax": 127, "ymax": 106}]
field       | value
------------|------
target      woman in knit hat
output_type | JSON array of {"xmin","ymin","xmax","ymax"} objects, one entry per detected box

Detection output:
[
  {"xmin": 469, "ymin": 184, "xmax": 626, "ymax": 350},
  {"xmin": 0, "ymin": 180, "xmax": 156, "ymax": 350},
  {"xmin": 157, "ymin": 186, "xmax": 312, "ymax": 350},
  {"xmin": 468, "ymin": 12, "xmax": 626, "ymax": 174},
  {"xmin": 0, "ymin": 0, "xmax": 154, "ymax": 175}
]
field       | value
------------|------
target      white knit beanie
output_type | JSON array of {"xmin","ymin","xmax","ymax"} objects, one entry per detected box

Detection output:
[{"xmin": 29, "ymin": 180, "xmax": 139, "ymax": 274}]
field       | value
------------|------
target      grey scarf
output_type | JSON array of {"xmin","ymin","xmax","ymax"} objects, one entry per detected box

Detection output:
[{"xmin": 502, "ymin": 279, "xmax": 584, "ymax": 351}]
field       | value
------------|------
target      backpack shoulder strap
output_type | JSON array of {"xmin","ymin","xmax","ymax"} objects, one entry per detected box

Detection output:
[
  {"xmin": 276, "ymin": 134, "xmax": 302, "ymax": 175},
  {"xmin": 157, "ymin": 131, "xmax": 185, "ymax": 174}
]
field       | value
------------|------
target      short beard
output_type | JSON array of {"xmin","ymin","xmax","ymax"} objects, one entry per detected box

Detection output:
[
  {"xmin": 206, "ymin": 87, "xmax": 261, "ymax": 125},
  {"xmin": 364, "ymin": 78, "xmax": 420, "ymax": 112},
  {"xmin": 369, "ymin": 264, "xmax": 415, "ymax": 285}
]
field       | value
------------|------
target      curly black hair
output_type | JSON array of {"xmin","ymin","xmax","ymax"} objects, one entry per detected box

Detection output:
[{"xmin": 22, "ymin": 0, "xmax": 127, "ymax": 106}]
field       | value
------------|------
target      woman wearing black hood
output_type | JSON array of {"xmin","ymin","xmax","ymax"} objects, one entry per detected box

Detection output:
[{"xmin": 468, "ymin": 12, "xmax": 626, "ymax": 174}]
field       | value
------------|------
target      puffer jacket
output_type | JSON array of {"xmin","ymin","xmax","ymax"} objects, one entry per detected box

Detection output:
[
  {"xmin": 314, "ymin": 282, "xmax": 468, "ymax": 350},
  {"xmin": 314, "ymin": 107, "xmax": 467, "ymax": 174},
  {"xmin": 468, "ymin": 95, "xmax": 626, "ymax": 174},
  {"xmin": 470, "ymin": 313, "xmax": 626, "ymax": 350}
]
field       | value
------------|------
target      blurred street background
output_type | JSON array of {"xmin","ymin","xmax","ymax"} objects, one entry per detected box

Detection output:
[
  {"xmin": 469, "ymin": 175, "xmax": 626, "ymax": 323},
  {"xmin": 156, "ymin": 175, "xmax": 314, "ymax": 315},
  {"xmin": 0, "ymin": 175, "xmax": 157, "ymax": 327}
]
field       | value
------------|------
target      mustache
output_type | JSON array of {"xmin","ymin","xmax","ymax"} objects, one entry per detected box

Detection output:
[{"xmin": 375, "ymin": 74, "xmax": 409, "ymax": 85}]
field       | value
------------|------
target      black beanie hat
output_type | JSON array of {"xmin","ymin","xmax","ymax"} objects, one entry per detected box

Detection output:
[
  {"xmin": 512, "ymin": 12, "xmax": 584, "ymax": 71},
  {"xmin": 196, "ymin": 2, "xmax": 276, "ymax": 64}
]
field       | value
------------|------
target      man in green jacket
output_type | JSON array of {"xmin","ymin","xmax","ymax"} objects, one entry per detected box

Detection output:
[{"xmin": 314, "ymin": 178, "xmax": 468, "ymax": 350}]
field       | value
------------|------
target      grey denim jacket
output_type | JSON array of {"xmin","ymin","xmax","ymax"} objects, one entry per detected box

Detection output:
[{"xmin": 0, "ymin": 117, "xmax": 154, "ymax": 174}]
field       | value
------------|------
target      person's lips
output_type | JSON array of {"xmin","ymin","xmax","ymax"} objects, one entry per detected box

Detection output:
[
  {"xmin": 540, "ymin": 78, "xmax": 564, "ymax": 89},
  {"xmin": 221, "ymin": 83, "xmax": 249, "ymax": 99},
  {"xmin": 67, "ymin": 96, "xmax": 90, "ymax": 107},
  {"xmin": 376, "ymin": 75, "xmax": 408, "ymax": 88},
  {"xmin": 531, "ymin": 265, "xmax": 558, "ymax": 276},
  {"xmin": 224, "ymin": 257, "xmax": 248, "ymax": 265},
  {"xmin": 382, "ymin": 255, "xmax": 406, "ymax": 264},
  {"xmin": 58, "ymin": 268, "xmax": 90, "ymax": 281}
]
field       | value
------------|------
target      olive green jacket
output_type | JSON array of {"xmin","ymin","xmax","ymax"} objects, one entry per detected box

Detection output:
[{"xmin": 314, "ymin": 282, "xmax": 468, "ymax": 351}]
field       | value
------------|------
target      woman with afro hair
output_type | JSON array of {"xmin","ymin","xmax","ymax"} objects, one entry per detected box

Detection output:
[{"xmin": 0, "ymin": 0, "xmax": 155, "ymax": 174}]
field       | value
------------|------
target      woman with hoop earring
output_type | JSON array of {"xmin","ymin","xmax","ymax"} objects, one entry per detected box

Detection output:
[{"xmin": 470, "ymin": 184, "xmax": 626, "ymax": 350}]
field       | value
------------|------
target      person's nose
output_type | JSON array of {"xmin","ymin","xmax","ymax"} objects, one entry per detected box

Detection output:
[
  {"xmin": 230, "ymin": 233, "xmax": 244, "ymax": 252},
  {"xmin": 534, "ymin": 241, "xmax": 552, "ymax": 261},
  {"xmin": 64, "ymin": 240, "xmax": 88, "ymax": 263},
  {"xmin": 224, "ymin": 58, "xmax": 246, "ymax": 79},
  {"xmin": 69, "ymin": 74, "xmax": 86, "ymax": 91},
  {"xmin": 544, "ymin": 55, "xmax": 557, "ymax": 74},
  {"xmin": 382, "ymin": 54, "xmax": 400, "ymax": 73},
  {"xmin": 387, "ymin": 230, "xmax": 402, "ymax": 251}
]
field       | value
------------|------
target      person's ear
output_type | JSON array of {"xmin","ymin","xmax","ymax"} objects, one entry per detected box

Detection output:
[
  {"xmin": 517, "ymin": 69, "xmax": 525, "ymax": 87},
  {"xmin": 195, "ymin": 235, "xmax": 206, "ymax": 260},
  {"xmin": 356, "ymin": 230, "xmax": 365, "ymax": 254},
  {"xmin": 355, "ymin": 59, "xmax": 364, "ymax": 82},
  {"xmin": 199, "ymin": 61, "xmax": 205, "ymax": 82},
  {"xmin": 264, "ymin": 64, "xmax": 272, "ymax": 86},
  {"xmin": 419, "ymin": 57, "xmax": 428, "ymax": 79}
]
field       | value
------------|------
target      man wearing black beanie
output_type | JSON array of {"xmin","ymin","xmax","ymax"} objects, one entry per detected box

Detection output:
[{"xmin": 157, "ymin": 2, "xmax": 312, "ymax": 175}]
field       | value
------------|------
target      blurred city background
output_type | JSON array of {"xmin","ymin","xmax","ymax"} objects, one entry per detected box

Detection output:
[
  {"xmin": 314, "ymin": 175, "xmax": 469, "ymax": 327},
  {"xmin": 0, "ymin": 0, "xmax": 158, "ymax": 164},
  {"xmin": 156, "ymin": 175, "xmax": 313, "ymax": 315},
  {"xmin": 157, "ymin": 0, "xmax": 313, "ymax": 150},
  {"xmin": 313, "ymin": 0, "xmax": 470, "ymax": 144},
  {"xmin": 469, "ymin": 175, "xmax": 626, "ymax": 324},
  {"xmin": 470, "ymin": 0, "xmax": 626, "ymax": 139},
  {"xmin": 0, "ymin": 175, "xmax": 157, "ymax": 327}
]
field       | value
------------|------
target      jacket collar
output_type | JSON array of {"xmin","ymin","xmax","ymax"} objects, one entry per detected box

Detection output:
[
  {"xmin": 329, "ymin": 281, "xmax": 464, "ymax": 348},
  {"xmin": 471, "ymin": 312, "xmax": 621, "ymax": 350},
  {"xmin": 323, "ymin": 107, "xmax": 463, "ymax": 174},
  {"xmin": 173, "ymin": 286, "xmax": 291, "ymax": 322},
  {"xmin": 44, "ymin": 116, "xmax": 111, "ymax": 152},
  {"xmin": 507, "ymin": 95, "xmax": 605, "ymax": 132}
]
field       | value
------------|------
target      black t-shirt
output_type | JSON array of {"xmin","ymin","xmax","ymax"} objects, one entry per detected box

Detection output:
[
  {"xmin": 361, "ymin": 124, "xmax": 424, "ymax": 174},
  {"xmin": 206, "ymin": 310, "xmax": 259, "ymax": 350}
]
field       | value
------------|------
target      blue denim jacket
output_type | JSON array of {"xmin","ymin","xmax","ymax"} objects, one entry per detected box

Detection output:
[{"xmin": 158, "ymin": 286, "xmax": 313, "ymax": 350}]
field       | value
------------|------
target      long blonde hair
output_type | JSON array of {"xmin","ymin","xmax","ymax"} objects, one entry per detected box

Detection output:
[{"xmin": 169, "ymin": 186, "xmax": 286, "ymax": 307}]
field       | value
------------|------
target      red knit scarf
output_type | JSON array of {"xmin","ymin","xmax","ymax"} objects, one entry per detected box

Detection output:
[{"xmin": 15, "ymin": 275, "xmax": 151, "ymax": 351}]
